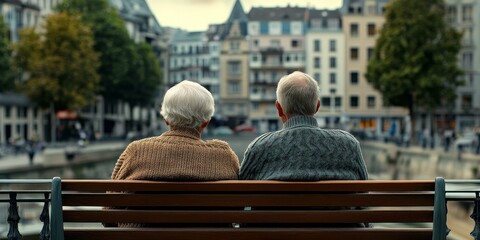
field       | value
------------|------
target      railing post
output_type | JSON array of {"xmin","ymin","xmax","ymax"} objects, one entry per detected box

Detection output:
[
  {"xmin": 433, "ymin": 177, "xmax": 447, "ymax": 240},
  {"xmin": 50, "ymin": 177, "xmax": 64, "ymax": 240},
  {"xmin": 471, "ymin": 192, "xmax": 479, "ymax": 240},
  {"xmin": 7, "ymin": 193, "xmax": 22, "ymax": 240},
  {"xmin": 39, "ymin": 193, "xmax": 50, "ymax": 240}
]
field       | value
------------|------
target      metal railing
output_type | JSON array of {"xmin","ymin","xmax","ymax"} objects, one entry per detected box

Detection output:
[
  {"xmin": 445, "ymin": 179, "xmax": 480, "ymax": 240},
  {"xmin": 0, "ymin": 178, "xmax": 61, "ymax": 240}
]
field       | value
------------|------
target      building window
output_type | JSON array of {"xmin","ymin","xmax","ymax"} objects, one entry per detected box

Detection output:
[
  {"xmin": 230, "ymin": 41, "xmax": 240, "ymax": 51},
  {"xmin": 350, "ymin": 23, "xmax": 359, "ymax": 37},
  {"xmin": 282, "ymin": 21, "xmax": 291, "ymax": 34},
  {"xmin": 367, "ymin": 23, "xmax": 376, "ymax": 36},
  {"xmin": 461, "ymin": 94, "xmax": 472, "ymax": 108},
  {"xmin": 314, "ymin": 57, "xmax": 321, "ymax": 68},
  {"xmin": 329, "ymin": 57, "xmax": 336, "ymax": 68},
  {"xmin": 228, "ymin": 80, "xmax": 241, "ymax": 94},
  {"xmin": 253, "ymin": 40, "xmax": 259, "ymax": 47},
  {"xmin": 350, "ymin": 72, "xmax": 359, "ymax": 85},
  {"xmin": 227, "ymin": 61, "xmax": 241, "ymax": 74},
  {"xmin": 260, "ymin": 21, "xmax": 268, "ymax": 34},
  {"xmin": 291, "ymin": 40, "xmax": 299, "ymax": 48},
  {"xmin": 5, "ymin": 106, "xmax": 11, "ymax": 118},
  {"xmin": 314, "ymin": 73, "xmax": 320, "ymax": 83},
  {"xmin": 447, "ymin": 6, "xmax": 457, "ymax": 23},
  {"xmin": 329, "ymin": 73, "xmax": 336, "ymax": 84},
  {"xmin": 367, "ymin": 96, "xmax": 375, "ymax": 108},
  {"xmin": 314, "ymin": 40, "xmax": 320, "ymax": 52},
  {"xmin": 329, "ymin": 39, "xmax": 336, "ymax": 52},
  {"xmin": 367, "ymin": 47, "xmax": 374, "ymax": 60},
  {"xmin": 321, "ymin": 97, "xmax": 331, "ymax": 107},
  {"xmin": 462, "ymin": 5, "xmax": 472, "ymax": 22},
  {"xmin": 350, "ymin": 48, "xmax": 359, "ymax": 60},
  {"xmin": 350, "ymin": 96, "xmax": 359, "ymax": 108},
  {"xmin": 463, "ymin": 28, "xmax": 473, "ymax": 45},
  {"xmin": 335, "ymin": 97, "xmax": 342, "ymax": 107},
  {"xmin": 462, "ymin": 52, "xmax": 473, "ymax": 70},
  {"xmin": 271, "ymin": 39, "xmax": 280, "ymax": 47}
]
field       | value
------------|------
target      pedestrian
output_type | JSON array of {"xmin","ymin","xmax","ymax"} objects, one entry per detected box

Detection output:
[
  {"xmin": 26, "ymin": 140, "xmax": 36, "ymax": 165},
  {"xmin": 444, "ymin": 129, "xmax": 452, "ymax": 152},
  {"xmin": 476, "ymin": 127, "xmax": 480, "ymax": 154}
]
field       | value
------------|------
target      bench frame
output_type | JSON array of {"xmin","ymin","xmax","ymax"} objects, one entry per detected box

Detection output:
[{"xmin": 49, "ymin": 177, "xmax": 447, "ymax": 240}]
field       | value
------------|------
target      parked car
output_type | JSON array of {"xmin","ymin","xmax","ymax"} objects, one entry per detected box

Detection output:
[
  {"xmin": 454, "ymin": 132, "xmax": 475, "ymax": 150},
  {"xmin": 212, "ymin": 126, "xmax": 234, "ymax": 136}
]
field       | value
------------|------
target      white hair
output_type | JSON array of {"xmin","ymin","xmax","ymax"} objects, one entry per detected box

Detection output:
[
  {"xmin": 276, "ymin": 71, "xmax": 320, "ymax": 116},
  {"xmin": 160, "ymin": 80, "xmax": 214, "ymax": 128}
]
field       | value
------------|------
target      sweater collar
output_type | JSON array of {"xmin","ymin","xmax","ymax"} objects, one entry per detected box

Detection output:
[
  {"xmin": 162, "ymin": 127, "xmax": 201, "ymax": 139},
  {"xmin": 284, "ymin": 115, "xmax": 318, "ymax": 129}
]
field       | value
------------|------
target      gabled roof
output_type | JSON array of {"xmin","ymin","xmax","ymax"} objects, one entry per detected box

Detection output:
[
  {"xmin": 227, "ymin": 0, "xmax": 248, "ymax": 23},
  {"xmin": 109, "ymin": 0, "xmax": 162, "ymax": 35},
  {"xmin": 220, "ymin": 0, "xmax": 248, "ymax": 39}
]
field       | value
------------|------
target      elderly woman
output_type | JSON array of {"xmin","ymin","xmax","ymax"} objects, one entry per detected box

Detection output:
[{"xmin": 111, "ymin": 80, "xmax": 239, "ymax": 181}]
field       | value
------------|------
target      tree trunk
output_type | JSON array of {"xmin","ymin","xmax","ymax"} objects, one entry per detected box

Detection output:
[{"xmin": 50, "ymin": 102, "xmax": 56, "ymax": 144}]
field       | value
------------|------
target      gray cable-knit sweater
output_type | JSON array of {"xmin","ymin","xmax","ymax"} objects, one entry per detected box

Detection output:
[{"xmin": 239, "ymin": 115, "xmax": 368, "ymax": 180}]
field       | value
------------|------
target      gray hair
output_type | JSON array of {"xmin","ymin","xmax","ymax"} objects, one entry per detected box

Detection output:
[
  {"xmin": 276, "ymin": 71, "xmax": 320, "ymax": 116},
  {"xmin": 160, "ymin": 80, "xmax": 214, "ymax": 128}
]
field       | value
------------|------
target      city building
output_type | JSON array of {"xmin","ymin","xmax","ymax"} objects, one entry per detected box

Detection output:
[
  {"xmin": 218, "ymin": 0, "xmax": 249, "ymax": 127},
  {"xmin": 247, "ymin": 6, "xmax": 308, "ymax": 132},
  {"xmin": 306, "ymin": 9, "xmax": 345, "ymax": 128},
  {"xmin": 341, "ymin": 0, "xmax": 407, "ymax": 137},
  {"xmin": 0, "ymin": 0, "xmax": 56, "ymax": 145},
  {"xmin": 444, "ymin": 0, "xmax": 480, "ymax": 133}
]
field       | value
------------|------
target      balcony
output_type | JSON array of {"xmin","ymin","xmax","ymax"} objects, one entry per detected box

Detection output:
[{"xmin": 259, "ymin": 47, "xmax": 283, "ymax": 53}]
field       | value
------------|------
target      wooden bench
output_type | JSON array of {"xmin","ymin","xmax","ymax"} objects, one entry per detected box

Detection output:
[{"xmin": 49, "ymin": 177, "xmax": 447, "ymax": 240}]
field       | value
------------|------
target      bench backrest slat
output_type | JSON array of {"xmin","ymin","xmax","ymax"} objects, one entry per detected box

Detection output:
[
  {"xmin": 64, "ymin": 228, "xmax": 433, "ymax": 240},
  {"xmin": 63, "ymin": 209, "xmax": 433, "ymax": 223},
  {"xmin": 62, "ymin": 193, "xmax": 434, "ymax": 207},
  {"xmin": 61, "ymin": 179, "xmax": 435, "ymax": 192}
]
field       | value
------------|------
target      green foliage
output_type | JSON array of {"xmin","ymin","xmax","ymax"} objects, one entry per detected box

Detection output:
[
  {"xmin": 365, "ymin": 0, "xmax": 463, "ymax": 111},
  {"xmin": 120, "ymin": 42, "xmax": 163, "ymax": 106},
  {"xmin": 0, "ymin": 15, "xmax": 15, "ymax": 92},
  {"xmin": 13, "ymin": 13, "xmax": 100, "ymax": 110},
  {"xmin": 58, "ymin": 0, "xmax": 137, "ymax": 102}
]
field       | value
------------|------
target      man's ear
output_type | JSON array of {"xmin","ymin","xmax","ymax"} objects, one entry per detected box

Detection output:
[
  {"xmin": 276, "ymin": 100, "xmax": 284, "ymax": 118},
  {"xmin": 315, "ymin": 99, "xmax": 320, "ymax": 113},
  {"xmin": 200, "ymin": 121, "xmax": 209, "ymax": 129}
]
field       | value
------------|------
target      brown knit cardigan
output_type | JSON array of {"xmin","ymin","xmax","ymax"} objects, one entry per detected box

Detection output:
[{"xmin": 111, "ymin": 127, "xmax": 240, "ymax": 181}]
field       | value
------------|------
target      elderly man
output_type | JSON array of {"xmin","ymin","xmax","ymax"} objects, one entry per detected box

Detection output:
[
  {"xmin": 111, "ymin": 80, "xmax": 239, "ymax": 182},
  {"xmin": 240, "ymin": 71, "xmax": 368, "ymax": 181}
]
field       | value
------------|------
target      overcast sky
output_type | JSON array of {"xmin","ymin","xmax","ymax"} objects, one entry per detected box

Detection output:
[{"xmin": 145, "ymin": 0, "xmax": 343, "ymax": 31}]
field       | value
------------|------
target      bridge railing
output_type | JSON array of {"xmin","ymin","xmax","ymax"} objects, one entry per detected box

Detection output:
[{"xmin": 0, "ymin": 178, "xmax": 61, "ymax": 240}]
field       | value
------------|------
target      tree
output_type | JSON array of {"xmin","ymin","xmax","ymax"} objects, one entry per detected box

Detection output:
[
  {"xmin": 365, "ymin": 0, "xmax": 463, "ymax": 142},
  {"xmin": 119, "ymin": 42, "xmax": 162, "ymax": 131},
  {"xmin": 57, "ymin": 0, "xmax": 134, "ymax": 102},
  {"xmin": 122, "ymin": 42, "xmax": 162, "ymax": 107},
  {"xmin": 13, "ymin": 13, "xmax": 100, "ymax": 111},
  {"xmin": 0, "ymin": 15, "xmax": 15, "ymax": 92}
]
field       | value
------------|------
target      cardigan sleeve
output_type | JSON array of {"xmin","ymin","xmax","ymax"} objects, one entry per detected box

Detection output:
[{"xmin": 111, "ymin": 143, "xmax": 133, "ymax": 180}]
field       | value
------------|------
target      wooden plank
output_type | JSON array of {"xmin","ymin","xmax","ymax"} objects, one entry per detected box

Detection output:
[
  {"xmin": 63, "ymin": 228, "xmax": 433, "ymax": 240},
  {"xmin": 63, "ymin": 209, "xmax": 433, "ymax": 223},
  {"xmin": 62, "ymin": 193, "xmax": 435, "ymax": 207},
  {"xmin": 61, "ymin": 180, "xmax": 435, "ymax": 192}
]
